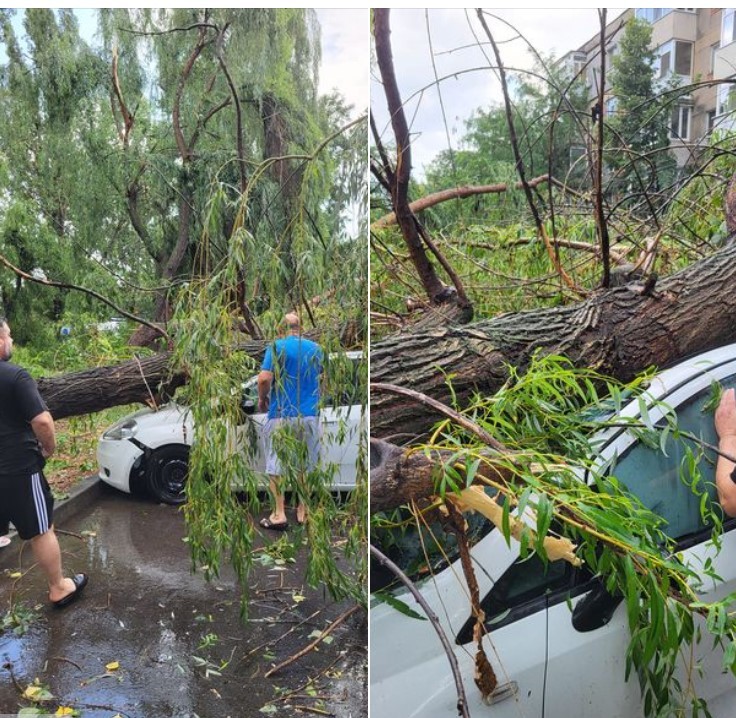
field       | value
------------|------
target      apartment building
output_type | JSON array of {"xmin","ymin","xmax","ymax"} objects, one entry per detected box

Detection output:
[{"xmin": 562, "ymin": 8, "xmax": 730, "ymax": 168}]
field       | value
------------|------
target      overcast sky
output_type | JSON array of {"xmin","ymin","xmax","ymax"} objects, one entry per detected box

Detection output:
[
  {"xmin": 0, "ymin": 8, "xmax": 368, "ymax": 119},
  {"xmin": 372, "ymin": 8, "xmax": 625, "ymax": 175},
  {"xmin": 317, "ymin": 9, "xmax": 368, "ymax": 116}
]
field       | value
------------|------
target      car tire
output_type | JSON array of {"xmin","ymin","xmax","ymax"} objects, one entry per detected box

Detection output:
[{"xmin": 147, "ymin": 445, "xmax": 190, "ymax": 505}]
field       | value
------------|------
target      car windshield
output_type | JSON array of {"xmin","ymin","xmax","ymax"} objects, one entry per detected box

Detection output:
[
  {"xmin": 370, "ymin": 486, "xmax": 499, "ymax": 594},
  {"xmin": 603, "ymin": 375, "xmax": 736, "ymax": 545}
]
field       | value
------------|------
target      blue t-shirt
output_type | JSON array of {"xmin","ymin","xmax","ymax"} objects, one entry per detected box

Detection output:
[{"xmin": 261, "ymin": 336, "xmax": 323, "ymax": 419}]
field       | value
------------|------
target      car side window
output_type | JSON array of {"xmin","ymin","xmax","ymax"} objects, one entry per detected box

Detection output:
[
  {"xmin": 609, "ymin": 376, "xmax": 736, "ymax": 542},
  {"xmin": 456, "ymin": 553, "xmax": 593, "ymax": 644}
]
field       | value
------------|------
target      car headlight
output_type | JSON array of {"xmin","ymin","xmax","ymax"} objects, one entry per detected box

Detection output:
[{"xmin": 103, "ymin": 419, "xmax": 139, "ymax": 441}]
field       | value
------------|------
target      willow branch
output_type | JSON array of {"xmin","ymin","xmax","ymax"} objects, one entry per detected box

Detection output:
[
  {"xmin": 371, "ymin": 382, "xmax": 507, "ymax": 451},
  {"xmin": 0, "ymin": 253, "xmax": 168, "ymax": 341},
  {"xmin": 372, "ymin": 175, "xmax": 554, "ymax": 229}
]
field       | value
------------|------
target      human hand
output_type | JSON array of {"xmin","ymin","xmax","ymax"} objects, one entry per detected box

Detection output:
[{"xmin": 715, "ymin": 388, "xmax": 736, "ymax": 440}]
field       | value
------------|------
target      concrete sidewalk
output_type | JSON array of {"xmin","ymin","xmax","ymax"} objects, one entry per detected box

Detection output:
[{"xmin": 0, "ymin": 483, "xmax": 367, "ymax": 717}]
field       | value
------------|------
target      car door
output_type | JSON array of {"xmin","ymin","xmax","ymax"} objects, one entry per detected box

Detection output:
[
  {"xmin": 371, "ymin": 525, "xmax": 552, "ymax": 718},
  {"xmin": 542, "ymin": 366, "xmax": 736, "ymax": 717}
]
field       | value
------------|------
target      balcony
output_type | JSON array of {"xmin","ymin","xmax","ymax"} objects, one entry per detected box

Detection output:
[
  {"xmin": 714, "ymin": 43, "xmax": 736, "ymax": 80},
  {"xmin": 649, "ymin": 10, "xmax": 698, "ymax": 47}
]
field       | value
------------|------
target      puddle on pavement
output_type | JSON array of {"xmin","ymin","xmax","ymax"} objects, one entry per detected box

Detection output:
[{"xmin": 0, "ymin": 490, "xmax": 367, "ymax": 717}]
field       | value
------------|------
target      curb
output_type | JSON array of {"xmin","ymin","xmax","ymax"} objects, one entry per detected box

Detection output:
[{"xmin": 53, "ymin": 474, "xmax": 104, "ymax": 525}]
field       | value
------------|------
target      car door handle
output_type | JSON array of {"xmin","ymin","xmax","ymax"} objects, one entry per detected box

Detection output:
[{"xmin": 482, "ymin": 681, "xmax": 518, "ymax": 705}]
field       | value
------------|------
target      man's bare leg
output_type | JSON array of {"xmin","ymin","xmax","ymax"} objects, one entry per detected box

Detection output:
[
  {"xmin": 30, "ymin": 527, "xmax": 76, "ymax": 602},
  {"xmin": 294, "ymin": 472, "xmax": 309, "ymax": 525},
  {"xmin": 267, "ymin": 475, "xmax": 288, "ymax": 525}
]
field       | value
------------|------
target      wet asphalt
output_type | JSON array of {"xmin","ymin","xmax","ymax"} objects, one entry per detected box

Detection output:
[{"xmin": 0, "ymin": 484, "xmax": 367, "ymax": 717}]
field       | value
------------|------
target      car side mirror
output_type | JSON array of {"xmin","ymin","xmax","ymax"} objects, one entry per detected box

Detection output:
[{"xmin": 571, "ymin": 578, "xmax": 623, "ymax": 632}]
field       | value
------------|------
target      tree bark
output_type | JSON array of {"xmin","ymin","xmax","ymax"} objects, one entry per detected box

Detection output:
[
  {"xmin": 36, "ymin": 340, "xmax": 268, "ymax": 420},
  {"xmin": 371, "ymin": 240, "xmax": 736, "ymax": 439},
  {"xmin": 370, "ymin": 438, "xmax": 514, "ymax": 514},
  {"xmin": 373, "ymin": 9, "xmax": 449, "ymax": 305}
]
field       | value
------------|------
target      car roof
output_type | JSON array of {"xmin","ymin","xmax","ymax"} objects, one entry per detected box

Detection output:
[{"xmin": 587, "ymin": 342, "xmax": 736, "ymax": 477}]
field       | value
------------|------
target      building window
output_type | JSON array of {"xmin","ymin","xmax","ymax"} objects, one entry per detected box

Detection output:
[
  {"xmin": 657, "ymin": 40, "xmax": 693, "ymax": 79},
  {"xmin": 670, "ymin": 104, "xmax": 691, "ymax": 140},
  {"xmin": 707, "ymin": 109, "xmax": 717, "ymax": 134},
  {"xmin": 605, "ymin": 96, "xmax": 618, "ymax": 117},
  {"xmin": 723, "ymin": 9, "xmax": 736, "ymax": 46},
  {"xmin": 571, "ymin": 51, "xmax": 587, "ymax": 77},
  {"xmin": 711, "ymin": 42, "xmax": 720, "ymax": 75},
  {"xmin": 718, "ymin": 81, "xmax": 736, "ymax": 116},
  {"xmin": 636, "ymin": 8, "xmax": 673, "ymax": 23}
]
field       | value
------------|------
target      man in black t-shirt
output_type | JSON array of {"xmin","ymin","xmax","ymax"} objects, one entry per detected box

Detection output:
[{"xmin": 0, "ymin": 319, "xmax": 88, "ymax": 608}]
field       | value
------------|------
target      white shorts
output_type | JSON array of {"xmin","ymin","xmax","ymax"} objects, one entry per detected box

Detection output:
[{"xmin": 265, "ymin": 416, "xmax": 321, "ymax": 477}]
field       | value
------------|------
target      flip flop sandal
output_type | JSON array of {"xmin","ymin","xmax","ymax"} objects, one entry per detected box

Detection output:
[
  {"xmin": 260, "ymin": 517, "xmax": 289, "ymax": 532},
  {"xmin": 52, "ymin": 573, "xmax": 89, "ymax": 609}
]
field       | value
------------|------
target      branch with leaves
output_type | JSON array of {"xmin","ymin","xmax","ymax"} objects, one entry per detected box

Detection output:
[{"xmin": 371, "ymin": 354, "xmax": 736, "ymax": 716}]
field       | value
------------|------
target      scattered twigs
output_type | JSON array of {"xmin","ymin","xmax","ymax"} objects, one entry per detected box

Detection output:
[
  {"xmin": 370, "ymin": 545, "xmax": 470, "ymax": 718},
  {"xmin": 263, "ymin": 604, "xmax": 361, "ymax": 678},
  {"xmin": 48, "ymin": 655, "xmax": 83, "ymax": 671},
  {"xmin": 242, "ymin": 608, "xmax": 322, "ymax": 661},
  {"xmin": 290, "ymin": 706, "xmax": 334, "ymax": 716},
  {"xmin": 265, "ymin": 654, "xmax": 342, "ymax": 709},
  {"xmin": 54, "ymin": 529, "xmax": 86, "ymax": 540}
]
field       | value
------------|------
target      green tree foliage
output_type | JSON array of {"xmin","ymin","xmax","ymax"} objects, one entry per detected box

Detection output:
[
  {"xmin": 0, "ymin": 9, "xmax": 360, "ymax": 342},
  {"xmin": 1, "ymin": 8, "xmax": 367, "ymax": 608},
  {"xmin": 607, "ymin": 17, "xmax": 677, "ymax": 202},
  {"xmin": 419, "ymin": 54, "xmax": 590, "ymax": 230}
]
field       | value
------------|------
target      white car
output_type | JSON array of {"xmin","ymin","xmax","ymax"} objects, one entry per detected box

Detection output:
[
  {"xmin": 371, "ymin": 344, "xmax": 736, "ymax": 718},
  {"xmin": 97, "ymin": 351, "xmax": 365, "ymax": 504}
]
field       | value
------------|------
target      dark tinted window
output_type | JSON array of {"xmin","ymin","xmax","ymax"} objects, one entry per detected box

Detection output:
[{"xmin": 456, "ymin": 553, "xmax": 593, "ymax": 643}]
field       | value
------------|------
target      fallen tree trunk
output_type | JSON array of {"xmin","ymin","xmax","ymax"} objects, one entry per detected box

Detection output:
[
  {"xmin": 34, "ymin": 316, "xmax": 362, "ymax": 421},
  {"xmin": 370, "ymin": 438, "xmax": 514, "ymax": 513},
  {"xmin": 371, "ymin": 240, "xmax": 736, "ymax": 439},
  {"xmin": 37, "ymin": 340, "xmax": 268, "ymax": 420}
]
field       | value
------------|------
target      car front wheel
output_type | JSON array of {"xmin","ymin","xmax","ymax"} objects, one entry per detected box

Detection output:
[{"xmin": 147, "ymin": 445, "xmax": 189, "ymax": 505}]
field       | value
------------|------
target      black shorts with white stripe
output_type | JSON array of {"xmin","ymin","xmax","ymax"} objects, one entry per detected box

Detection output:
[{"xmin": 0, "ymin": 469, "xmax": 54, "ymax": 540}]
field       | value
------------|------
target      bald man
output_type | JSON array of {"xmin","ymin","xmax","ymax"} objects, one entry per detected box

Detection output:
[{"xmin": 257, "ymin": 313, "xmax": 323, "ymax": 530}]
